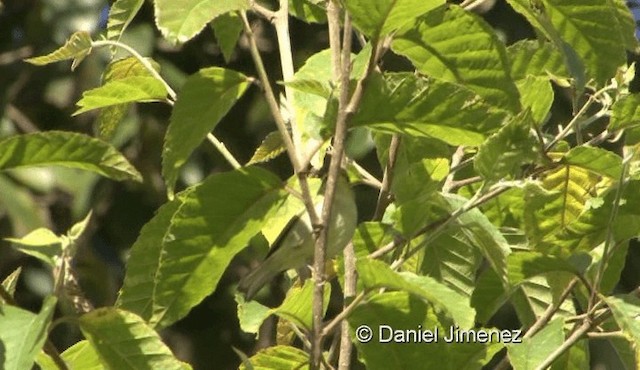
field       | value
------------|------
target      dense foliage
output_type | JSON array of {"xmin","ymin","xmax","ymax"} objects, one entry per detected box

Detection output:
[{"xmin": 2, "ymin": 0, "xmax": 640, "ymax": 369}]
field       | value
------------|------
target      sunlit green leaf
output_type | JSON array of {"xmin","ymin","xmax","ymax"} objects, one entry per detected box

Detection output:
[
  {"xmin": 25, "ymin": 31, "xmax": 92, "ymax": 70},
  {"xmin": 74, "ymin": 76, "xmax": 167, "ymax": 115},
  {"xmin": 96, "ymin": 57, "xmax": 160, "ymax": 139},
  {"xmin": 349, "ymin": 291, "xmax": 502, "ymax": 370},
  {"xmin": 239, "ymin": 345, "xmax": 309, "ymax": 370},
  {"xmin": 541, "ymin": 0, "xmax": 627, "ymax": 85},
  {"xmin": 289, "ymin": 0, "xmax": 327, "ymax": 23},
  {"xmin": 507, "ymin": 40, "xmax": 568, "ymax": 81},
  {"xmin": 5, "ymin": 228, "xmax": 62, "ymax": 267},
  {"xmin": 79, "ymin": 308, "xmax": 190, "ymax": 370},
  {"xmin": 392, "ymin": 5, "xmax": 520, "ymax": 111},
  {"xmin": 117, "ymin": 167, "xmax": 288, "ymax": 329},
  {"xmin": 1, "ymin": 267, "xmax": 22, "ymax": 300},
  {"xmin": 605, "ymin": 295, "xmax": 640, "ymax": 345},
  {"xmin": 236, "ymin": 294, "xmax": 271, "ymax": 335},
  {"xmin": 248, "ymin": 131, "xmax": 286, "ymax": 165},
  {"xmin": 0, "ymin": 296, "xmax": 57, "ymax": 370},
  {"xmin": 154, "ymin": 0, "xmax": 249, "ymax": 44},
  {"xmin": 516, "ymin": 76, "xmax": 554, "ymax": 125},
  {"xmin": 37, "ymin": 340, "xmax": 104, "ymax": 370},
  {"xmin": 562, "ymin": 146, "xmax": 623, "ymax": 179},
  {"xmin": 162, "ymin": 67, "xmax": 250, "ymax": 198},
  {"xmin": 345, "ymin": 0, "xmax": 443, "ymax": 41},
  {"xmin": 354, "ymin": 72, "xmax": 509, "ymax": 146},
  {"xmin": 0, "ymin": 132, "xmax": 142, "ymax": 182},
  {"xmin": 507, "ymin": 318, "xmax": 565, "ymax": 370},
  {"xmin": 475, "ymin": 110, "xmax": 539, "ymax": 181},
  {"xmin": 610, "ymin": 93, "xmax": 640, "ymax": 131},
  {"xmin": 357, "ymin": 259, "xmax": 475, "ymax": 328},
  {"xmin": 273, "ymin": 280, "xmax": 330, "ymax": 331},
  {"xmin": 506, "ymin": 251, "xmax": 588, "ymax": 286}
]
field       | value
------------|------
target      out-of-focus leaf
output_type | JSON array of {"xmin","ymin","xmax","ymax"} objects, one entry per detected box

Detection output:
[
  {"xmin": 289, "ymin": 0, "xmax": 327, "ymax": 23},
  {"xmin": 25, "ymin": 31, "xmax": 92, "ymax": 70},
  {"xmin": 162, "ymin": 67, "xmax": 250, "ymax": 198},
  {"xmin": 79, "ymin": 308, "xmax": 190, "ymax": 370},
  {"xmin": 154, "ymin": 0, "xmax": 249, "ymax": 44},
  {"xmin": 74, "ymin": 76, "xmax": 167, "ymax": 115},
  {"xmin": 211, "ymin": 12, "xmax": 243, "ymax": 63},
  {"xmin": 392, "ymin": 5, "xmax": 520, "ymax": 112},
  {"xmin": 0, "ymin": 132, "xmax": 142, "ymax": 182},
  {"xmin": 0, "ymin": 296, "xmax": 57, "ymax": 370},
  {"xmin": 117, "ymin": 167, "xmax": 288, "ymax": 329},
  {"xmin": 107, "ymin": 0, "xmax": 144, "ymax": 44},
  {"xmin": 4, "ymin": 228, "xmax": 62, "ymax": 267},
  {"xmin": 0, "ymin": 174, "xmax": 46, "ymax": 235},
  {"xmin": 1, "ymin": 267, "xmax": 22, "ymax": 300},
  {"xmin": 610, "ymin": 94, "xmax": 640, "ymax": 131},
  {"xmin": 236, "ymin": 294, "xmax": 271, "ymax": 334}
]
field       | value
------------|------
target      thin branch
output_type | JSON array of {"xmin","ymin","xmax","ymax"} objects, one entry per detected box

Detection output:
[
  {"xmin": 0, "ymin": 46, "xmax": 32, "ymax": 65},
  {"xmin": 250, "ymin": 1, "xmax": 277, "ymax": 20},
  {"xmin": 273, "ymin": 0, "xmax": 302, "ymax": 154},
  {"xmin": 443, "ymin": 146, "xmax": 465, "ymax": 193},
  {"xmin": 348, "ymin": 159, "xmax": 383, "ymax": 189},
  {"xmin": 322, "ymin": 292, "xmax": 367, "ymax": 337},
  {"xmin": 6, "ymin": 103, "xmax": 39, "ymax": 133},
  {"xmin": 526, "ymin": 278, "xmax": 578, "ymax": 339},
  {"xmin": 535, "ymin": 320, "xmax": 592, "ymax": 370},
  {"xmin": 586, "ymin": 331, "xmax": 625, "ymax": 339},
  {"xmin": 338, "ymin": 242, "xmax": 357, "ymax": 370},
  {"xmin": 373, "ymin": 135, "xmax": 400, "ymax": 220},
  {"xmin": 206, "ymin": 133, "xmax": 242, "ymax": 169},
  {"xmin": 239, "ymin": 11, "xmax": 320, "ymax": 227},
  {"xmin": 312, "ymin": 10, "xmax": 354, "ymax": 368}
]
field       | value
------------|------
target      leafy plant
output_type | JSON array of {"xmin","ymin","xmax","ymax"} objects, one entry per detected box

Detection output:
[{"xmin": 2, "ymin": 0, "xmax": 640, "ymax": 369}]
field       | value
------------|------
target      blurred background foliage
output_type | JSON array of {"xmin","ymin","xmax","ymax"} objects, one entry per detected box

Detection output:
[{"xmin": 1, "ymin": 1, "xmax": 640, "ymax": 369}]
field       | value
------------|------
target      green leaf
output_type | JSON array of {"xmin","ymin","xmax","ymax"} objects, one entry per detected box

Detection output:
[
  {"xmin": 5, "ymin": 228, "xmax": 62, "ymax": 267},
  {"xmin": 162, "ymin": 67, "xmax": 250, "ymax": 198},
  {"xmin": 511, "ymin": 276, "xmax": 576, "ymax": 327},
  {"xmin": 587, "ymin": 241, "xmax": 628, "ymax": 295},
  {"xmin": 392, "ymin": 5, "xmax": 520, "ymax": 112},
  {"xmin": 25, "ymin": 31, "xmax": 92, "ymax": 70},
  {"xmin": 289, "ymin": 0, "xmax": 327, "ymax": 23},
  {"xmin": 74, "ymin": 76, "xmax": 167, "ymax": 115},
  {"xmin": 507, "ymin": 318, "xmax": 565, "ymax": 370},
  {"xmin": 1, "ymin": 267, "xmax": 22, "ymax": 300},
  {"xmin": 541, "ymin": 0, "xmax": 627, "ymax": 85},
  {"xmin": 247, "ymin": 131, "xmax": 286, "ymax": 165},
  {"xmin": 0, "ymin": 296, "xmax": 57, "ymax": 370},
  {"xmin": 562, "ymin": 146, "xmax": 623, "ymax": 179},
  {"xmin": 471, "ymin": 269, "xmax": 509, "ymax": 324},
  {"xmin": 516, "ymin": 76, "xmax": 554, "ymax": 125},
  {"xmin": 239, "ymin": 345, "xmax": 309, "ymax": 370},
  {"xmin": 357, "ymin": 259, "xmax": 475, "ymax": 328},
  {"xmin": 117, "ymin": 167, "xmax": 288, "ymax": 328},
  {"xmin": 506, "ymin": 251, "xmax": 588, "ymax": 286},
  {"xmin": 610, "ymin": 94, "xmax": 640, "ymax": 131},
  {"xmin": 211, "ymin": 12, "xmax": 243, "ymax": 63},
  {"xmin": 604, "ymin": 295, "xmax": 640, "ymax": 347},
  {"xmin": 0, "ymin": 131, "xmax": 142, "ymax": 182},
  {"xmin": 345, "ymin": 0, "xmax": 443, "ymax": 41},
  {"xmin": 349, "ymin": 291, "xmax": 502, "ymax": 370},
  {"xmin": 236, "ymin": 294, "xmax": 271, "ymax": 334},
  {"xmin": 273, "ymin": 280, "xmax": 330, "ymax": 331},
  {"xmin": 96, "ymin": 57, "xmax": 160, "ymax": 139},
  {"xmin": 353, "ymin": 72, "xmax": 509, "ymax": 146},
  {"xmin": 154, "ymin": 0, "xmax": 249, "ymax": 44},
  {"xmin": 523, "ymin": 165, "xmax": 602, "ymax": 253},
  {"xmin": 611, "ymin": 0, "xmax": 640, "ymax": 51},
  {"xmin": 107, "ymin": 0, "xmax": 144, "ymax": 44},
  {"xmin": 507, "ymin": 40, "xmax": 569, "ymax": 81},
  {"xmin": 37, "ymin": 340, "xmax": 104, "ymax": 370},
  {"xmin": 79, "ymin": 308, "xmax": 189, "ymax": 370},
  {"xmin": 475, "ymin": 110, "xmax": 539, "ymax": 181},
  {"xmin": 0, "ymin": 174, "xmax": 46, "ymax": 235},
  {"xmin": 418, "ymin": 230, "xmax": 483, "ymax": 299}
]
